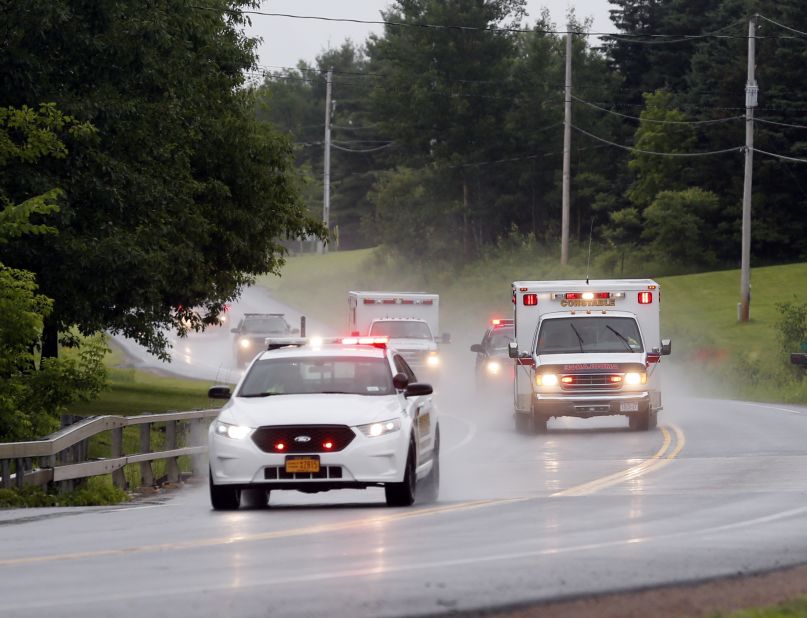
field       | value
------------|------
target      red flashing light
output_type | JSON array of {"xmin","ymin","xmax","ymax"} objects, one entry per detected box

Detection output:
[
  {"xmin": 638, "ymin": 292, "xmax": 653, "ymax": 304},
  {"xmin": 491, "ymin": 318, "xmax": 502, "ymax": 326},
  {"xmin": 382, "ymin": 299, "xmax": 396, "ymax": 304},
  {"xmin": 512, "ymin": 291, "xmax": 516, "ymax": 305},
  {"xmin": 274, "ymin": 442, "xmax": 286, "ymax": 451},
  {"xmin": 523, "ymin": 293, "xmax": 538, "ymax": 306},
  {"xmin": 323, "ymin": 440, "xmax": 334, "ymax": 450},
  {"xmin": 595, "ymin": 292, "xmax": 610, "ymax": 299},
  {"xmin": 565, "ymin": 293, "xmax": 581, "ymax": 300}
]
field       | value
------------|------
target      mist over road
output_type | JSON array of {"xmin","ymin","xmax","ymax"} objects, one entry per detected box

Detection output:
[{"xmin": 3, "ymin": 292, "xmax": 806, "ymax": 617}]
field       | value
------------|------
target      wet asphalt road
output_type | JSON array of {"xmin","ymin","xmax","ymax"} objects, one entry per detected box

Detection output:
[{"xmin": 1, "ymin": 291, "xmax": 806, "ymax": 617}]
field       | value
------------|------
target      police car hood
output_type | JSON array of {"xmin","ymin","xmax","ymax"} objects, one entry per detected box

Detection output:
[
  {"xmin": 535, "ymin": 352, "xmax": 646, "ymax": 372},
  {"xmin": 388, "ymin": 338, "xmax": 436, "ymax": 352},
  {"xmin": 221, "ymin": 394, "xmax": 403, "ymax": 428}
]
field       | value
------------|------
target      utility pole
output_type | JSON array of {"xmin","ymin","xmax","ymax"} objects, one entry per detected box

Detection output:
[
  {"xmin": 561, "ymin": 25, "xmax": 572, "ymax": 265},
  {"xmin": 320, "ymin": 67, "xmax": 333, "ymax": 255},
  {"xmin": 740, "ymin": 16, "xmax": 757, "ymax": 321}
]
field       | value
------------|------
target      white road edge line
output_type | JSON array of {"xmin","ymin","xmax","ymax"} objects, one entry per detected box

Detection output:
[{"xmin": 737, "ymin": 401, "xmax": 804, "ymax": 415}]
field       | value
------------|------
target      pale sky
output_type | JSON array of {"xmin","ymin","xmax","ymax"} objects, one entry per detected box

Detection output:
[{"xmin": 245, "ymin": 0, "xmax": 615, "ymax": 70}]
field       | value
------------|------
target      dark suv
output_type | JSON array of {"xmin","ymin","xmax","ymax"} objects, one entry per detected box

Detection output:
[
  {"xmin": 470, "ymin": 319, "xmax": 515, "ymax": 388},
  {"xmin": 232, "ymin": 313, "xmax": 296, "ymax": 367}
]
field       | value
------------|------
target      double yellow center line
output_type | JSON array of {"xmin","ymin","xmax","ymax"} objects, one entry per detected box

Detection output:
[
  {"xmin": 0, "ymin": 425, "xmax": 685, "ymax": 566},
  {"xmin": 552, "ymin": 424, "xmax": 686, "ymax": 497}
]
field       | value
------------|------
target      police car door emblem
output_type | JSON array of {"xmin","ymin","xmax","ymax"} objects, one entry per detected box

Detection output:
[{"xmin": 294, "ymin": 435, "xmax": 311, "ymax": 443}]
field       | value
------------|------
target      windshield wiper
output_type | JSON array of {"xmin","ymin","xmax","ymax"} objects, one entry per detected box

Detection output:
[
  {"xmin": 569, "ymin": 323, "xmax": 585, "ymax": 352},
  {"xmin": 606, "ymin": 325, "xmax": 634, "ymax": 352},
  {"xmin": 319, "ymin": 390, "xmax": 354, "ymax": 394}
]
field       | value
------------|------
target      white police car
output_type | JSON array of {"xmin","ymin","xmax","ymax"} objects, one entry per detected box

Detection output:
[{"xmin": 207, "ymin": 337, "xmax": 440, "ymax": 509}]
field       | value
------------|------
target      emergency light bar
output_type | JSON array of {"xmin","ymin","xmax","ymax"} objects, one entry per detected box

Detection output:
[
  {"xmin": 490, "ymin": 318, "xmax": 514, "ymax": 327},
  {"xmin": 265, "ymin": 336, "xmax": 390, "ymax": 350},
  {"xmin": 550, "ymin": 292, "xmax": 626, "ymax": 301}
]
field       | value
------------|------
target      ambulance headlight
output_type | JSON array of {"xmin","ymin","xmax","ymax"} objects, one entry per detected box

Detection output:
[
  {"xmin": 486, "ymin": 360, "xmax": 501, "ymax": 375},
  {"xmin": 624, "ymin": 372, "xmax": 647, "ymax": 385},
  {"xmin": 239, "ymin": 338, "xmax": 251, "ymax": 349},
  {"xmin": 426, "ymin": 352, "xmax": 440, "ymax": 367},
  {"xmin": 536, "ymin": 373, "xmax": 558, "ymax": 386}
]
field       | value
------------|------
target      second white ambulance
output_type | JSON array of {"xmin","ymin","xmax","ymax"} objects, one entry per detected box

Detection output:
[{"xmin": 509, "ymin": 279, "xmax": 671, "ymax": 433}]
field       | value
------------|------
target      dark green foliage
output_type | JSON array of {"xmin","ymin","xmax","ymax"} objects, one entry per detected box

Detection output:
[
  {"xmin": 774, "ymin": 300, "xmax": 807, "ymax": 355},
  {"xmin": 0, "ymin": 477, "xmax": 128, "ymax": 508},
  {"xmin": 0, "ymin": 0, "xmax": 322, "ymax": 359}
]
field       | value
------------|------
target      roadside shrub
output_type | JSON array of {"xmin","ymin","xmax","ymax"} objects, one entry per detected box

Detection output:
[
  {"xmin": 774, "ymin": 299, "xmax": 807, "ymax": 355},
  {"xmin": 0, "ymin": 476, "xmax": 128, "ymax": 508}
]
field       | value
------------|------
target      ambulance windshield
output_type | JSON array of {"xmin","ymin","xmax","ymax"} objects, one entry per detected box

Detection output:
[{"xmin": 536, "ymin": 317, "xmax": 643, "ymax": 354}]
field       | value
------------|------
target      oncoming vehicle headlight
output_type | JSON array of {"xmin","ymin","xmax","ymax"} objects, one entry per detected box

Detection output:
[
  {"xmin": 624, "ymin": 372, "xmax": 647, "ymax": 385},
  {"xmin": 214, "ymin": 421, "xmax": 252, "ymax": 440},
  {"xmin": 239, "ymin": 338, "xmax": 251, "ymax": 349},
  {"xmin": 486, "ymin": 360, "xmax": 501, "ymax": 375},
  {"xmin": 426, "ymin": 352, "xmax": 440, "ymax": 367},
  {"xmin": 536, "ymin": 373, "xmax": 558, "ymax": 386},
  {"xmin": 357, "ymin": 418, "xmax": 401, "ymax": 438}
]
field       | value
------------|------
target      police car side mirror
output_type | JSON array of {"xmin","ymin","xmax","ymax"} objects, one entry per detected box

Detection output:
[
  {"xmin": 208, "ymin": 385, "xmax": 231, "ymax": 400},
  {"xmin": 661, "ymin": 339, "xmax": 672, "ymax": 355},
  {"xmin": 230, "ymin": 328, "xmax": 238, "ymax": 334},
  {"xmin": 508, "ymin": 342, "xmax": 520, "ymax": 359},
  {"xmin": 404, "ymin": 383, "xmax": 433, "ymax": 398},
  {"xmin": 470, "ymin": 344, "xmax": 484, "ymax": 353},
  {"xmin": 392, "ymin": 373, "xmax": 409, "ymax": 390}
]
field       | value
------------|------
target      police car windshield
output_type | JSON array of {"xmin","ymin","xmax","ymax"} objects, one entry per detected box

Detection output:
[
  {"xmin": 536, "ymin": 317, "xmax": 643, "ymax": 355},
  {"xmin": 489, "ymin": 329, "xmax": 515, "ymax": 350},
  {"xmin": 369, "ymin": 320, "xmax": 433, "ymax": 340},
  {"xmin": 239, "ymin": 356, "xmax": 394, "ymax": 397},
  {"xmin": 242, "ymin": 317, "xmax": 289, "ymax": 334}
]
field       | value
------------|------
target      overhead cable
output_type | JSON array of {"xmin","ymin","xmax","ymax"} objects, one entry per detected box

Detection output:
[
  {"xmin": 572, "ymin": 125, "xmax": 743, "ymax": 157},
  {"xmin": 753, "ymin": 147, "xmax": 807, "ymax": 163},
  {"xmin": 331, "ymin": 142, "xmax": 396, "ymax": 153},
  {"xmin": 572, "ymin": 95, "xmax": 743, "ymax": 125},
  {"xmin": 193, "ymin": 5, "xmax": 798, "ymax": 41},
  {"xmin": 756, "ymin": 14, "xmax": 807, "ymax": 38},
  {"xmin": 755, "ymin": 117, "xmax": 807, "ymax": 130}
]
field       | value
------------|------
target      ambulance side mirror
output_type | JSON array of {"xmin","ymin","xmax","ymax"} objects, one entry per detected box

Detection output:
[
  {"xmin": 441, "ymin": 333, "xmax": 451, "ymax": 344},
  {"xmin": 660, "ymin": 339, "xmax": 672, "ymax": 355},
  {"xmin": 470, "ymin": 344, "xmax": 484, "ymax": 353},
  {"xmin": 508, "ymin": 342, "xmax": 520, "ymax": 359}
]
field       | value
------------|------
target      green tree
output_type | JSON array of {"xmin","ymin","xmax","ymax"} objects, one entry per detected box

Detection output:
[
  {"xmin": 642, "ymin": 187, "xmax": 721, "ymax": 268},
  {"xmin": 0, "ymin": 1, "xmax": 321, "ymax": 360}
]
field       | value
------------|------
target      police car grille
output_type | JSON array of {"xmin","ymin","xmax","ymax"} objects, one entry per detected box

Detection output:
[
  {"xmin": 560, "ymin": 374, "xmax": 622, "ymax": 391},
  {"xmin": 264, "ymin": 466, "xmax": 343, "ymax": 480},
  {"xmin": 251, "ymin": 425, "xmax": 356, "ymax": 453}
]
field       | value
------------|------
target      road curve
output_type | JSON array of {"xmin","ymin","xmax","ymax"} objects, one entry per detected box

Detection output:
[{"xmin": 3, "ymin": 294, "xmax": 806, "ymax": 617}]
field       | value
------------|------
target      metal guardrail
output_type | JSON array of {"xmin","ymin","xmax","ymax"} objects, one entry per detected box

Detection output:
[{"xmin": 0, "ymin": 409, "xmax": 220, "ymax": 492}]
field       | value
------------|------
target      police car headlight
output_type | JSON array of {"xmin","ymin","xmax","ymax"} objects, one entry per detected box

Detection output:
[
  {"xmin": 624, "ymin": 372, "xmax": 647, "ymax": 385},
  {"xmin": 239, "ymin": 338, "xmax": 251, "ymax": 349},
  {"xmin": 486, "ymin": 360, "xmax": 501, "ymax": 375},
  {"xmin": 536, "ymin": 373, "xmax": 558, "ymax": 386},
  {"xmin": 426, "ymin": 352, "xmax": 440, "ymax": 367},
  {"xmin": 214, "ymin": 421, "xmax": 252, "ymax": 440},
  {"xmin": 358, "ymin": 418, "xmax": 401, "ymax": 438}
]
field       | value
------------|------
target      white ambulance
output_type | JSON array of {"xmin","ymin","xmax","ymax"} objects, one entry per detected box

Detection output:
[
  {"xmin": 509, "ymin": 279, "xmax": 671, "ymax": 432},
  {"xmin": 347, "ymin": 291, "xmax": 447, "ymax": 372}
]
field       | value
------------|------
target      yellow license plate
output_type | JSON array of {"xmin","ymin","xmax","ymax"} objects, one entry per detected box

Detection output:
[{"xmin": 285, "ymin": 457, "xmax": 320, "ymax": 473}]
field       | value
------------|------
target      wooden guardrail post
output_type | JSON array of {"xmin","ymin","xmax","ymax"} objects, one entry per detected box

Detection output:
[
  {"xmin": 15, "ymin": 458, "xmax": 24, "ymax": 489},
  {"xmin": 165, "ymin": 421, "xmax": 180, "ymax": 483},
  {"xmin": 190, "ymin": 419, "xmax": 206, "ymax": 477},
  {"xmin": 1, "ymin": 459, "xmax": 10, "ymax": 489},
  {"xmin": 110, "ymin": 427, "xmax": 126, "ymax": 490},
  {"xmin": 139, "ymin": 424, "xmax": 154, "ymax": 487}
]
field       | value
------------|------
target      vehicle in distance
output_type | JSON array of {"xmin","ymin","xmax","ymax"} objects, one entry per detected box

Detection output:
[
  {"xmin": 470, "ymin": 318, "xmax": 515, "ymax": 389},
  {"xmin": 348, "ymin": 291, "xmax": 450, "ymax": 372},
  {"xmin": 510, "ymin": 280, "xmax": 671, "ymax": 433},
  {"xmin": 231, "ymin": 313, "xmax": 296, "ymax": 367},
  {"xmin": 208, "ymin": 336, "xmax": 440, "ymax": 509}
]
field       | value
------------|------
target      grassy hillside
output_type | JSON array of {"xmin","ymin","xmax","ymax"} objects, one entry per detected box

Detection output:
[{"xmin": 259, "ymin": 249, "xmax": 807, "ymax": 403}]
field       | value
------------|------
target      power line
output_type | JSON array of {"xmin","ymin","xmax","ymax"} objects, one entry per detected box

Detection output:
[
  {"xmin": 193, "ymin": 5, "xmax": 804, "ymax": 42},
  {"xmin": 331, "ymin": 142, "xmax": 396, "ymax": 153},
  {"xmin": 753, "ymin": 147, "xmax": 807, "ymax": 164},
  {"xmin": 604, "ymin": 18, "xmax": 746, "ymax": 46},
  {"xmin": 757, "ymin": 14, "xmax": 807, "ymax": 38},
  {"xmin": 755, "ymin": 117, "xmax": 807, "ymax": 130},
  {"xmin": 572, "ymin": 95, "xmax": 743, "ymax": 125},
  {"xmin": 572, "ymin": 124, "xmax": 743, "ymax": 157}
]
